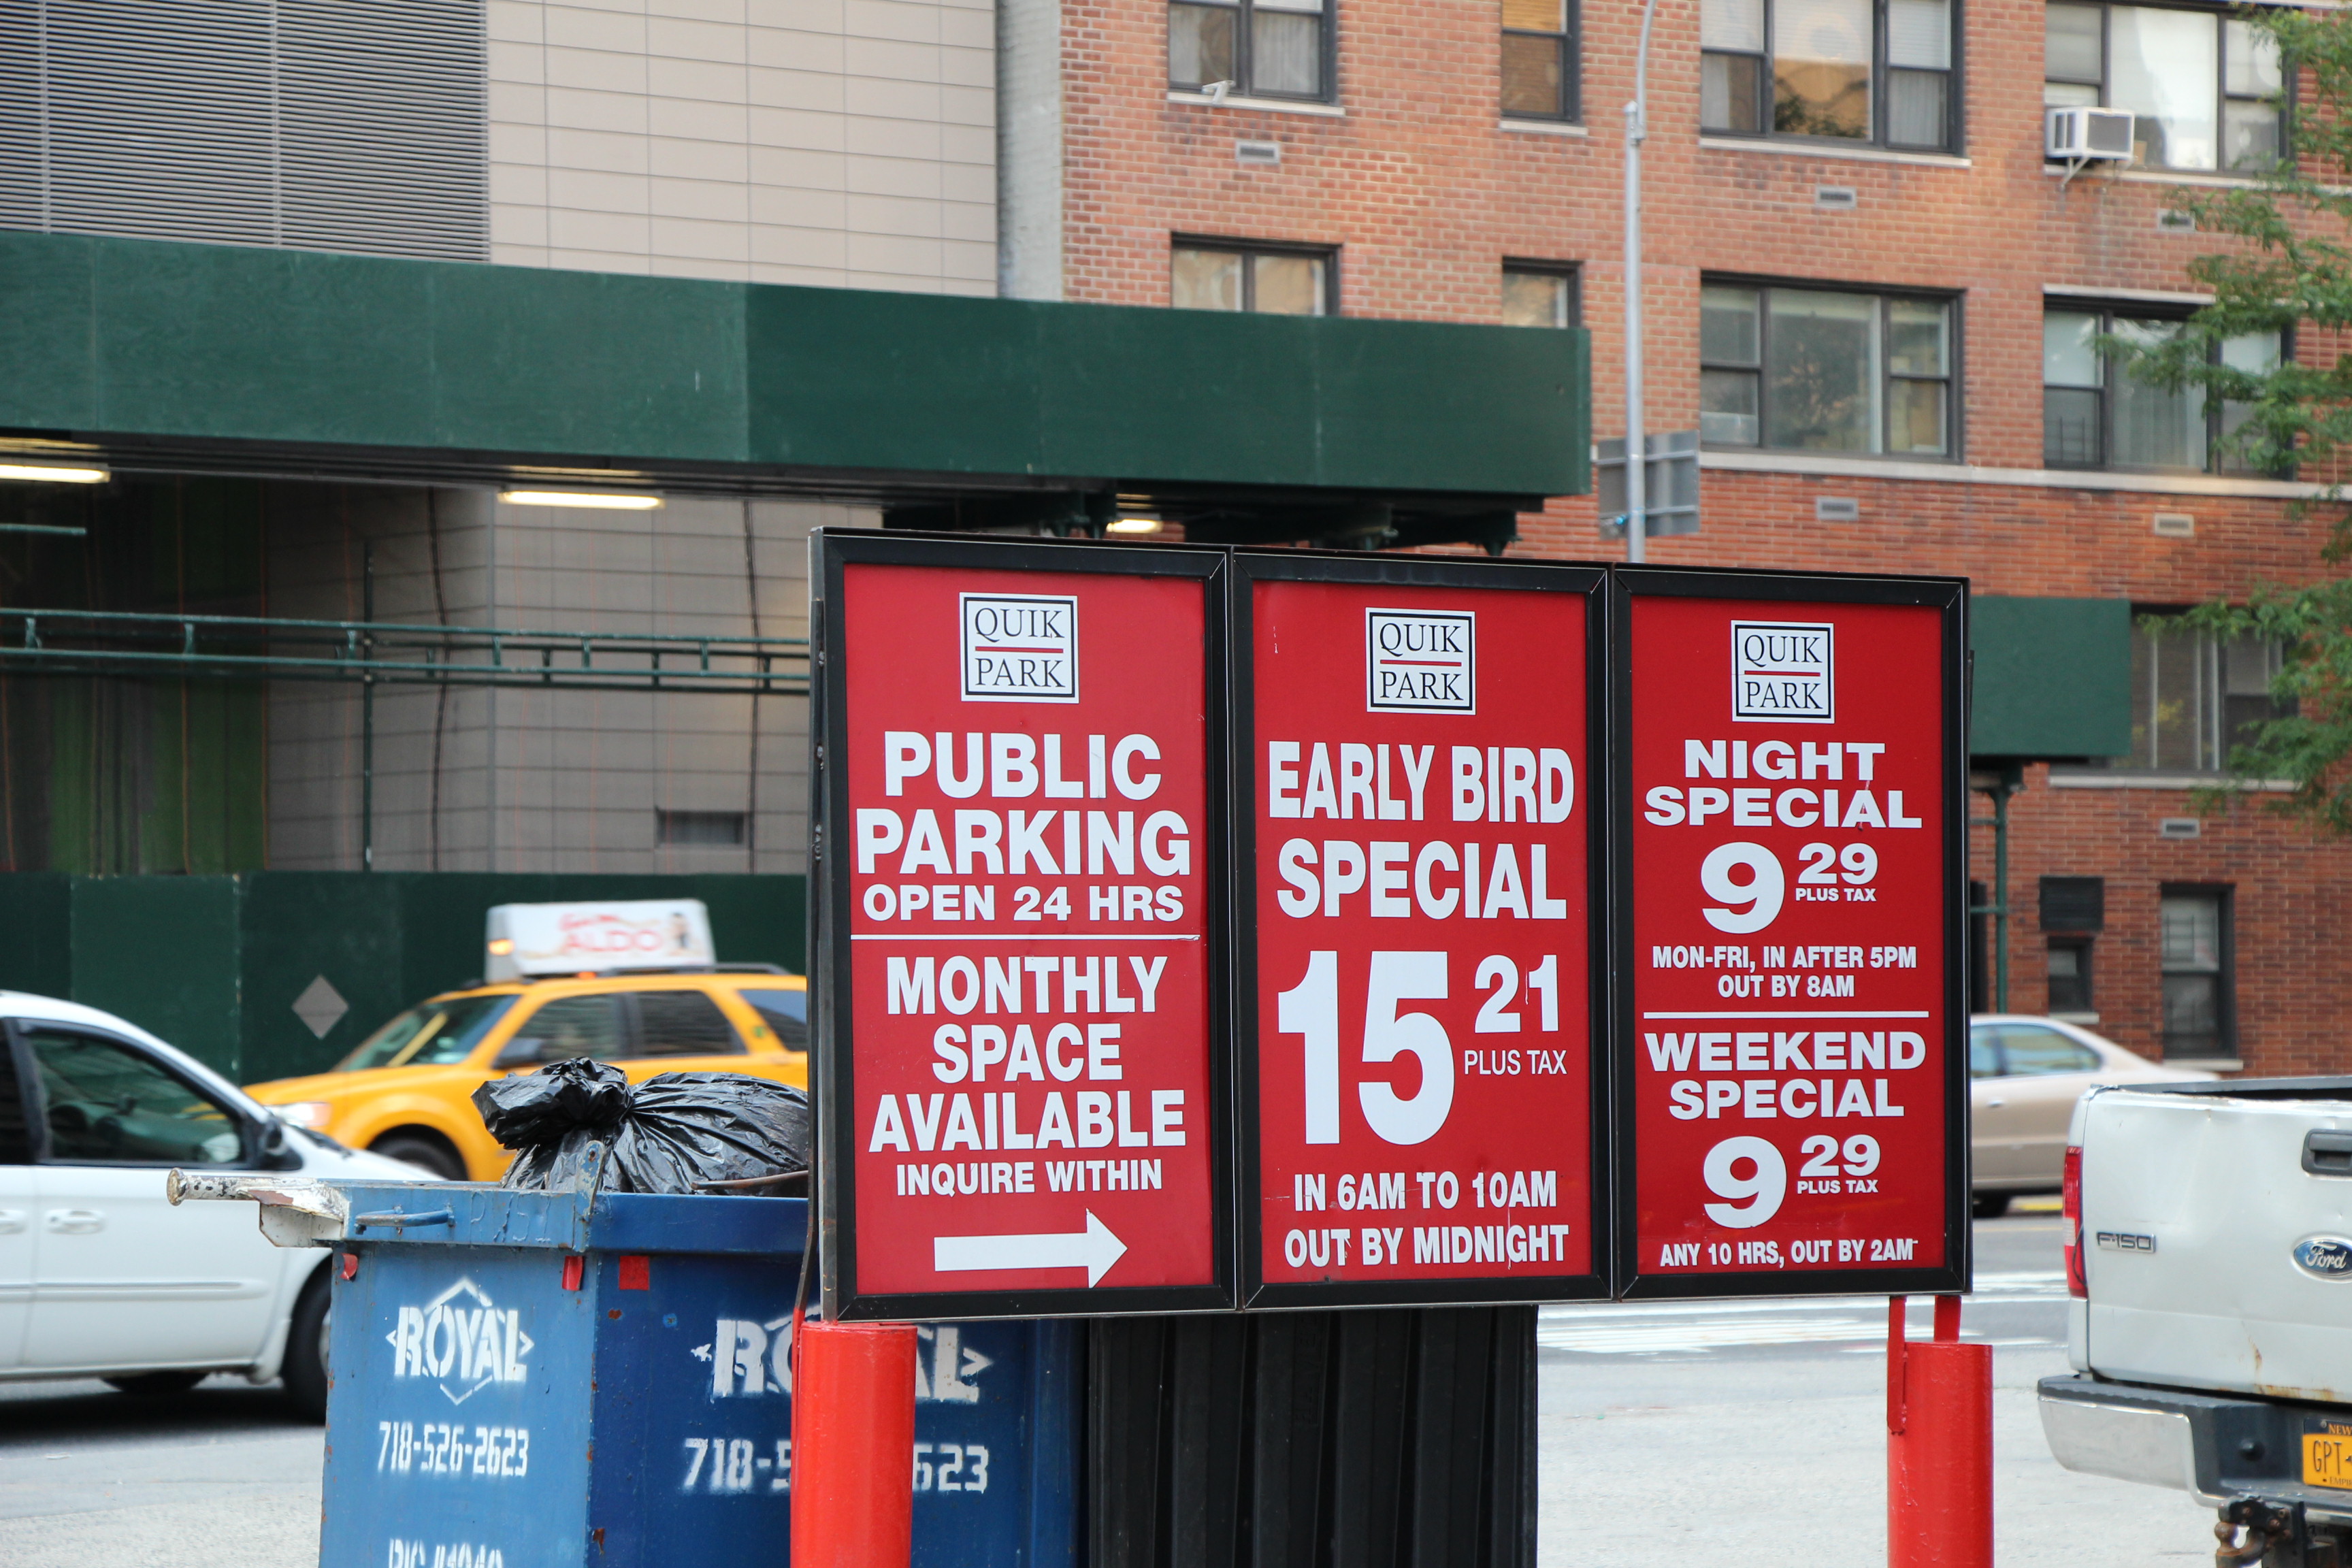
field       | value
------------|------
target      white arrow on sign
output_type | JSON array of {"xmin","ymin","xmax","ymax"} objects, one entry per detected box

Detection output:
[{"xmin": 932, "ymin": 1211, "xmax": 1128, "ymax": 1287}]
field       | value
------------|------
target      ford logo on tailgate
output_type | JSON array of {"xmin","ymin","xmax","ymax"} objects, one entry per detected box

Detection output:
[{"xmin": 2293, "ymin": 1237, "xmax": 2352, "ymax": 1279}]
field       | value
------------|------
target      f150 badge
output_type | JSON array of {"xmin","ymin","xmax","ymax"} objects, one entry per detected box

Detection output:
[
  {"xmin": 2293, "ymin": 1237, "xmax": 2352, "ymax": 1279},
  {"xmin": 2095, "ymin": 1231, "xmax": 2156, "ymax": 1254}
]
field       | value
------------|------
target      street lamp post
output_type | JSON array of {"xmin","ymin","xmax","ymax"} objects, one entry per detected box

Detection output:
[{"xmin": 1622, "ymin": 0, "xmax": 1661, "ymax": 564}]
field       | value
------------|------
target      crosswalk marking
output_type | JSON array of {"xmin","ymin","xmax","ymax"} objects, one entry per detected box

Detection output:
[
  {"xmin": 1539, "ymin": 1318, "xmax": 1895, "ymax": 1354},
  {"xmin": 1535, "ymin": 1273, "xmax": 2067, "ymax": 1356}
]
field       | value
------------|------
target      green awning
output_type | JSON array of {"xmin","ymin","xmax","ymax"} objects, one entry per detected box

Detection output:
[
  {"xmin": 1970, "ymin": 595, "xmax": 2132, "ymax": 762},
  {"xmin": 0, "ymin": 230, "xmax": 1587, "ymax": 536}
]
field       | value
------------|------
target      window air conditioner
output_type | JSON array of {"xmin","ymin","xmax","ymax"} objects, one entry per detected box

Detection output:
[{"xmin": 2046, "ymin": 106, "xmax": 2135, "ymax": 162}]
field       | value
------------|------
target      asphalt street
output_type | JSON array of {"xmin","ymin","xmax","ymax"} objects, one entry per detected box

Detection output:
[
  {"xmin": 0, "ymin": 1376, "xmax": 323, "ymax": 1568},
  {"xmin": 0, "ymin": 1209, "xmax": 2215, "ymax": 1567},
  {"xmin": 1536, "ymin": 1208, "xmax": 2211, "ymax": 1566}
]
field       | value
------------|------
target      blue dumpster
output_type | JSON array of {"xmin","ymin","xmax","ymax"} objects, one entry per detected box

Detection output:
[{"xmin": 321, "ymin": 1179, "xmax": 1080, "ymax": 1568}]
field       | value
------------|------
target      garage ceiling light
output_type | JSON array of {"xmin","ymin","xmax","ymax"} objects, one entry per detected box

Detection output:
[
  {"xmin": 1106, "ymin": 517, "xmax": 1163, "ymax": 534},
  {"xmin": 500, "ymin": 489, "xmax": 664, "ymax": 510},
  {"xmin": 0, "ymin": 461, "xmax": 110, "ymax": 485}
]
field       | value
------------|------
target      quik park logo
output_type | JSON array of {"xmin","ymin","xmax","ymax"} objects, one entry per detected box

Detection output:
[
  {"xmin": 1731, "ymin": 621, "xmax": 1835, "ymax": 723},
  {"xmin": 961, "ymin": 593, "xmax": 1078, "ymax": 703},
  {"xmin": 1366, "ymin": 608, "xmax": 1475, "ymax": 713},
  {"xmin": 385, "ymin": 1277, "xmax": 534, "ymax": 1405}
]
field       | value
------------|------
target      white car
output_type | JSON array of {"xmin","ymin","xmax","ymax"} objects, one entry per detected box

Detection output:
[
  {"xmin": 1969, "ymin": 1013, "xmax": 2215, "ymax": 1216},
  {"xmin": 0, "ymin": 991, "xmax": 430, "ymax": 1418}
]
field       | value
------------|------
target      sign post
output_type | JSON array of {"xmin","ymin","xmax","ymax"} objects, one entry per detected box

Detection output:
[
  {"xmin": 1232, "ymin": 552, "xmax": 1609, "ymax": 1307},
  {"xmin": 812, "ymin": 532, "xmax": 1232, "ymax": 1320},
  {"xmin": 1607, "ymin": 568, "xmax": 1968, "ymax": 1298}
]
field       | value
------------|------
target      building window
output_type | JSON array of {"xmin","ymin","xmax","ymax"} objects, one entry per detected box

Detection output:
[
  {"xmin": 2046, "ymin": 938, "xmax": 2094, "ymax": 1015},
  {"xmin": 657, "ymin": 809, "xmax": 747, "ymax": 847},
  {"xmin": 2159, "ymin": 887, "xmax": 2232, "ymax": 1058},
  {"xmin": 1172, "ymin": 240, "xmax": 1335, "ymax": 314},
  {"xmin": 2096, "ymin": 610, "xmax": 2293, "ymax": 774},
  {"xmin": 1700, "ymin": 0, "xmax": 1955, "ymax": 151},
  {"xmin": 1170, "ymin": 0, "xmax": 1329, "ymax": 99},
  {"xmin": 2042, "ymin": 307, "xmax": 2281, "ymax": 472},
  {"xmin": 1502, "ymin": 264, "xmax": 1579, "ymax": 327},
  {"xmin": 2045, "ymin": 5, "xmax": 2283, "ymax": 172},
  {"xmin": 1700, "ymin": 282, "xmax": 1955, "ymax": 456},
  {"xmin": 2040, "ymin": 875, "xmax": 2101, "ymax": 1019},
  {"xmin": 1503, "ymin": 0, "xmax": 1578, "ymax": 120}
]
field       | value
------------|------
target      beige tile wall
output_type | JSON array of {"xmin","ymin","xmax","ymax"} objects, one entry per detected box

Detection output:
[
  {"xmin": 268, "ymin": 487, "xmax": 879, "ymax": 877},
  {"xmin": 487, "ymin": 0, "xmax": 996, "ymax": 293}
]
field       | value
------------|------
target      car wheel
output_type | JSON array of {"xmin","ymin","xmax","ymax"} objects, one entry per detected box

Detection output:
[
  {"xmin": 282, "ymin": 1267, "xmax": 332, "ymax": 1423},
  {"xmin": 103, "ymin": 1371, "xmax": 206, "ymax": 1397},
  {"xmin": 1972, "ymin": 1192, "xmax": 2010, "ymax": 1219},
  {"xmin": 372, "ymin": 1133, "xmax": 466, "ymax": 1181}
]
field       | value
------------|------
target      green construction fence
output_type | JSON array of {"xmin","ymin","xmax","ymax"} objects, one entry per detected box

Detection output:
[{"xmin": 0, "ymin": 872, "xmax": 806, "ymax": 1085}]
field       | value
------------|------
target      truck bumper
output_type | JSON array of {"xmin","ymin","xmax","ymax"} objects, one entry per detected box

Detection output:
[{"xmin": 2040, "ymin": 1373, "xmax": 2352, "ymax": 1519}]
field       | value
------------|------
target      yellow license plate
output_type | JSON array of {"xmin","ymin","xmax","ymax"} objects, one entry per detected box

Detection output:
[{"xmin": 2303, "ymin": 1433, "xmax": 2352, "ymax": 1489}]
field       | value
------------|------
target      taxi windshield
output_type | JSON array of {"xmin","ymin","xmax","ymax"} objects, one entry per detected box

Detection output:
[
  {"xmin": 336, "ymin": 994, "xmax": 518, "ymax": 1072},
  {"xmin": 736, "ymin": 984, "xmax": 808, "ymax": 1049}
]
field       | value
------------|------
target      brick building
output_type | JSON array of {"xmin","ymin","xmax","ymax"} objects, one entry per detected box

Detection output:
[{"xmin": 997, "ymin": 0, "xmax": 2351, "ymax": 1073}]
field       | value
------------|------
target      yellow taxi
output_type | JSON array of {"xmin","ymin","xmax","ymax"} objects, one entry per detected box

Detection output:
[{"xmin": 244, "ymin": 969, "xmax": 808, "ymax": 1180}]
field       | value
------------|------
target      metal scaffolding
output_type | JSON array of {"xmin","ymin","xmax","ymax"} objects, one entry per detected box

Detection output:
[
  {"xmin": 0, "ymin": 606, "xmax": 808, "ymax": 695},
  {"xmin": 0, "ymin": 604, "xmax": 808, "ymax": 873}
]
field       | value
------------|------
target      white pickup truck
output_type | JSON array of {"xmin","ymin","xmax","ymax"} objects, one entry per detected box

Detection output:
[{"xmin": 2040, "ymin": 1078, "xmax": 2352, "ymax": 1566}]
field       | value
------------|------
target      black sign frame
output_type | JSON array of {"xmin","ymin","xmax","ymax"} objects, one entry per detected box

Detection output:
[
  {"xmin": 1604, "ymin": 566, "xmax": 1971, "ymax": 1301},
  {"xmin": 1228, "ymin": 547, "xmax": 1614, "ymax": 1309},
  {"xmin": 812, "ymin": 528, "xmax": 1237, "ymax": 1322}
]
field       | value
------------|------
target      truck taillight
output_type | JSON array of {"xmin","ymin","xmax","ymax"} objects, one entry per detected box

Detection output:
[{"xmin": 2063, "ymin": 1145, "xmax": 2087, "ymax": 1298}]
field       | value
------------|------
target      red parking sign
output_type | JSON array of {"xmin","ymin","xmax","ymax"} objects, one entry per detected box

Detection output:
[
  {"xmin": 813, "ymin": 534, "xmax": 1232, "ymax": 1320},
  {"xmin": 1233, "ymin": 553, "xmax": 1607, "ymax": 1307},
  {"xmin": 1610, "ymin": 570, "xmax": 1967, "ymax": 1298}
]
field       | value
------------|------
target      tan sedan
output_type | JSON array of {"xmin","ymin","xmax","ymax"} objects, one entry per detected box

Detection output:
[{"xmin": 1970, "ymin": 1014, "xmax": 2217, "ymax": 1216}]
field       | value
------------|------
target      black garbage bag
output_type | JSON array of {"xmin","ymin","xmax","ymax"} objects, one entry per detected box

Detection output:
[
  {"xmin": 474, "ymin": 1058, "xmax": 632, "ymax": 1147},
  {"xmin": 474, "ymin": 1059, "xmax": 812, "ymax": 1195}
]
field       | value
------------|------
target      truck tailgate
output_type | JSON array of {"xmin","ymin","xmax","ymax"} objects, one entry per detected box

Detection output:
[{"xmin": 2082, "ymin": 1085, "xmax": 2352, "ymax": 1404}]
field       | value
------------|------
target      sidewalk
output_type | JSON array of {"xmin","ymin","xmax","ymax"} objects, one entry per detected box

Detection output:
[{"xmin": 1539, "ymin": 1342, "xmax": 2206, "ymax": 1566}]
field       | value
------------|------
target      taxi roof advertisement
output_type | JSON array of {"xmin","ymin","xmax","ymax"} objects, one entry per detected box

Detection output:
[{"xmin": 811, "ymin": 534, "xmax": 1969, "ymax": 1321}]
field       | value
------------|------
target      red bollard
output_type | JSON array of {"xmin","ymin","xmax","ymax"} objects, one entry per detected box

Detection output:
[
  {"xmin": 1887, "ymin": 1294, "xmax": 1993, "ymax": 1568},
  {"xmin": 791, "ymin": 1316, "xmax": 919, "ymax": 1568}
]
